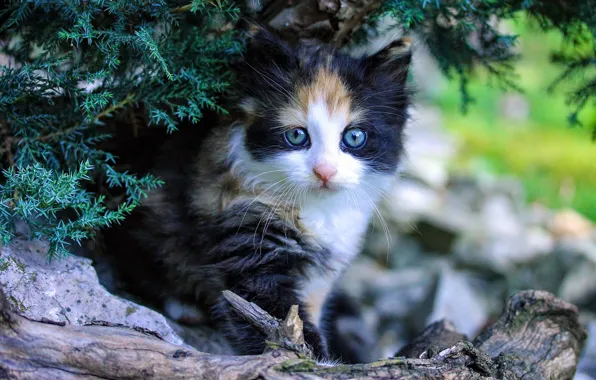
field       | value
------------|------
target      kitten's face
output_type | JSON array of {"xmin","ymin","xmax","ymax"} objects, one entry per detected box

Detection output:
[{"xmin": 232, "ymin": 26, "xmax": 411, "ymax": 199}]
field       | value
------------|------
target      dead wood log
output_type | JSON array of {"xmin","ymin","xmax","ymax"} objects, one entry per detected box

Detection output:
[
  {"xmin": 0, "ymin": 287, "xmax": 587, "ymax": 379},
  {"xmin": 395, "ymin": 319, "xmax": 469, "ymax": 359}
]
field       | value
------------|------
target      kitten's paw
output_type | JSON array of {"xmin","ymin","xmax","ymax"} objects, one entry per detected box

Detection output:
[
  {"xmin": 303, "ymin": 322, "xmax": 330, "ymax": 360},
  {"xmin": 163, "ymin": 298, "xmax": 204, "ymax": 325}
]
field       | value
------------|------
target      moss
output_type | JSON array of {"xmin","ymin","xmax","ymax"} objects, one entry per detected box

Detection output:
[
  {"xmin": 125, "ymin": 306, "xmax": 137, "ymax": 317},
  {"xmin": 0, "ymin": 259, "xmax": 9, "ymax": 272},
  {"xmin": 13, "ymin": 258, "xmax": 26, "ymax": 273},
  {"xmin": 279, "ymin": 359, "xmax": 319, "ymax": 372},
  {"xmin": 9, "ymin": 295, "xmax": 29, "ymax": 312},
  {"xmin": 0, "ymin": 257, "xmax": 27, "ymax": 273},
  {"xmin": 369, "ymin": 358, "xmax": 406, "ymax": 367},
  {"xmin": 279, "ymin": 358, "xmax": 412, "ymax": 375}
]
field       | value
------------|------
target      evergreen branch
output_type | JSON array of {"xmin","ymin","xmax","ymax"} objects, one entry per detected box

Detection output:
[
  {"xmin": 3, "ymin": 94, "xmax": 136, "ymax": 148},
  {"xmin": 171, "ymin": 0, "xmax": 223, "ymax": 14}
]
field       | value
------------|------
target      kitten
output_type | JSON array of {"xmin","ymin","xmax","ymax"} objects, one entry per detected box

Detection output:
[{"xmin": 100, "ymin": 24, "xmax": 412, "ymax": 360}]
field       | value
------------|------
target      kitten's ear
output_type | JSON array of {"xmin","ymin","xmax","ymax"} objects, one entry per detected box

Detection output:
[
  {"xmin": 239, "ymin": 19, "xmax": 296, "ymax": 70},
  {"xmin": 366, "ymin": 37, "xmax": 412, "ymax": 85}
]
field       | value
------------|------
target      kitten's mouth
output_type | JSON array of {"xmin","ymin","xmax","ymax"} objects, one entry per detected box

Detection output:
[{"xmin": 315, "ymin": 183, "xmax": 338, "ymax": 192}]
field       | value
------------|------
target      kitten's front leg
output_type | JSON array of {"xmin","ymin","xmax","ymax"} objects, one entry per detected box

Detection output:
[{"xmin": 212, "ymin": 277, "xmax": 329, "ymax": 359}]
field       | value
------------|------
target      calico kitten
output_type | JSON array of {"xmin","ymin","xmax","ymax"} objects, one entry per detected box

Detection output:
[{"xmin": 101, "ymin": 24, "xmax": 412, "ymax": 360}]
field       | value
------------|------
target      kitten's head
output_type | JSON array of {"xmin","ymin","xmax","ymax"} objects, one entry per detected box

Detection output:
[{"xmin": 231, "ymin": 24, "xmax": 412, "ymax": 199}]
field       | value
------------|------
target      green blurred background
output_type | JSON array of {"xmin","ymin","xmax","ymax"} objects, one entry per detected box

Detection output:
[{"xmin": 421, "ymin": 15, "xmax": 596, "ymax": 221}]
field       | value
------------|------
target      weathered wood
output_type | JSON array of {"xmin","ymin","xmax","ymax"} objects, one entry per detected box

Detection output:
[
  {"xmin": 0, "ymin": 288, "xmax": 587, "ymax": 379},
  {"xmin": 222, "ymin": 290, "xmax": 312, "ymax": 357},
  {"xmin": 395, "ymin": 319, "xmax": 469, "ymax": 359},
  {"xmin": 474, "ymin": 290, "xmax": 588, "ymax": 379}
]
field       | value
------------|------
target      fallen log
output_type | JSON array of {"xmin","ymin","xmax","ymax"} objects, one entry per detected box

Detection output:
[{"xmin": 0, "ymin": 288, "xmax": 587, "ymax": 379}]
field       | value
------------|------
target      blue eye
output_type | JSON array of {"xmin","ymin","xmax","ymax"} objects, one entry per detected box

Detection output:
[
  {"xmin": 342, "ymin": 128, "xmax": 367, "ymax": 148},
  {"xmin": 285, "ymin": 128, "xmax": 310, "ymax": 147}
]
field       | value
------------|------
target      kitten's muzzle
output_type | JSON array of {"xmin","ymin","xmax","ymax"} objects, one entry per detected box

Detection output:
[{"xmin": 313, "ymin": 163, "xmax": 337, "ymax": 188}]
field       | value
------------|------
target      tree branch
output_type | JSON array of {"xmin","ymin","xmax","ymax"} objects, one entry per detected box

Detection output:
[{"xmin": 0, "ymin": 288, "xmax": 587, "ymax": 379}]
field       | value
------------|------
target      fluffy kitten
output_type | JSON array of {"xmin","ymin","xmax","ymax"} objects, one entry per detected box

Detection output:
[{"xmin": 101, "ymin": 24, "xmax": 412, "ymax": 360}]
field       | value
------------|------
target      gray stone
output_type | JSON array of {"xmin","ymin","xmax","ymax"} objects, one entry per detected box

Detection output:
[
  {"xmin": 340, "ymin": 256, "xmax": 387, "ymax": 300},
  {"xmin": 426, "ymin": 268, "xmax": 490, "ymax": 338},
  {"xmin": 455, "ymin": 227, "xmax": 554, "ymax": 274},
  {"xmin": 401, "ymin": 106, "xmax": 458, "ymax": 189},
  {"xmin": 554, "ymin": 238, "xmax": 596, "ymax": 308},
  {"xmin": 577, "ymin": 322, "xmax": 596, "ymax": 379},
  {"xmin": 381, "ymin": 178, "xmax": 442, "ymax": 224},
  {"xmin": 453, "ymin": 191, "xmax": 553, "ymax": 274},
  {"xmin": 507, "ymin": 238, "xmax": 596, "ymax": 303},
  {"xmin": 0, "ymin": 236, "xmax": 185, "ymax": 346},
  {"xmin": 480, "ymin": 194, "xmax": 522, "ymax": 236},
  {"xmin": 559, "ymin": 260, "xmax": 596, "ymax": 306},
  {"xmin": 368, "ymin": 268, "xmax": 437, "ymax": 320},
  {"xmin": 445, "ymin": 175, "xmax": 486, "ymax": 213},
  {"xmin": 409, "ymin": 208, "xmax": 477, "ymax": 254}
]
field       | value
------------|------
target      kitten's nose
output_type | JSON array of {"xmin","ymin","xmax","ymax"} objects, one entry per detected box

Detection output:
[{"xmin": 313, "ymin": 163, "xmax": 337, "ymax": 185}]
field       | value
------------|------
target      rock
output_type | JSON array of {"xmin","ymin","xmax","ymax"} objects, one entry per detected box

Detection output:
[
  {"xmin": 386, "ymin": 236, "xmax": 430, "ymax": 269},
  {"xmin": 488, "ymin": 177, "xmax": 526, "ymax": 212},
  {"xmin": 559, "ymin": 260, "xmax": 596, "ymax": 306},
  {"xmin": 549, "ymin": 209, "xmax": 593, "ymax": 239},
  {"xmin": 445, "ymin": 175, "xmax": 526, "ymax": 216},
  {"xmin": 339, "ymin": 256, "xmax": 387, "ymax": 300},
  {"xmin": 555, "ymin": 238, "xmax": 596, "ymax": 308},
  {"xmin": 367, "ymin": 268, "xmax": 437, "ymax": 321},
  {"xmin": 452, "ymin": 189, "xmax": 554, "ymax": 274},
  {"xmin": 455, "ymin": 227, "xmax": 554, "ymax": 274},
  {"xmin": 577, "ymin": 322, "xmax": 596, "ymax": 379},
  {"xmin": 426, "ymin": 268, "xmax": 490, "ymax": 338},
  {"xmin": 409, "ymin": 208, "xmax": 476, "ymax": 254},
  {"xmin": 0, "ymin": 236, "xmax": 185, "ymax": 346},
  {"xmin": 556, "ymin": 238, "xmax": 596, "ymax": 264},
  {"xmin": 382, "ymin": 178, "xmax": 442, "ymax": 224},
  {"xmin": 480, "ymin": 194, "xmax": 522, "ymax": 236},
  {"xmin": 413, "ymin": 218, "xmax": 460, "ymax": 254},
  {"xmin": 401, "ymin": 107, "xmax": 457, "ymax": 189},
  {"xmin": 508, "ymin": 237, "xmax": 596, "ymax": 305},
  {"xmin": 444, "ymin": 175, "xmax": 486, "ymax": 212},
  {"xmin": 525, "ymin": 202, "xmax": 554, "ymax": 227}
]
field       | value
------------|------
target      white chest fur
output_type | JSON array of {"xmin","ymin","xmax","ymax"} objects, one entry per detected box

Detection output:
[
  {"xmin": 298, "ymin": 190, "xmax": 377, "ymax": 327},
  {"xmin": 301, "ymin": 192, "xmax": 373, "ymax": 269}
]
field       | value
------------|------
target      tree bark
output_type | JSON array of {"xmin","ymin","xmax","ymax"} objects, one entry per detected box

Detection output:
[{"xmin": 0, "ymin": 288, "xmax": 587, "ymax": 379}]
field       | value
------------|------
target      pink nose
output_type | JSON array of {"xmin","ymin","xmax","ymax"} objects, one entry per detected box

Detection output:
[{"xmin": 313, "ymin": 163, "xmax": 337, "ymax": 185}]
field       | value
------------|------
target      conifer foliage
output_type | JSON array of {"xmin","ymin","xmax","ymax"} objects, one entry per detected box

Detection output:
[
  {"xmin": 0, "ymin": 0, "xmax": 240, "ymax": 258},
  {"xmin": 376, "ymin": 0, "xmax": 595, "ymax": 117},
  {"xmin": 0, "ymin": 0, "xmax": 594, "ymax": 259}
]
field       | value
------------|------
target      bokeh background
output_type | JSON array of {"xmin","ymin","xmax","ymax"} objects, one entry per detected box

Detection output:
[{"xmin": 337, "ymin": 14, "xmax": 596, "ymax": 378}]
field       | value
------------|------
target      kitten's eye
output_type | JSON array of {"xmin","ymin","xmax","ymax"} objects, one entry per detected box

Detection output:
[
  {"xmin": 284, "ymin": 127, "xmax": 310, "ymax": 147},
  {"xmin": 342, "ymin": 128, "xmax": 367, "ymax": 149}
]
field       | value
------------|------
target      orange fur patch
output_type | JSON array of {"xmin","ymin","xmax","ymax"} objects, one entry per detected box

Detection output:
[
  {"xmin": 298, "ymin": 68, "xmax": 351, "ymax": 116},
  {"xmin": 277, "ymin": 67, "xmax": 360, "ymax": 130}
]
